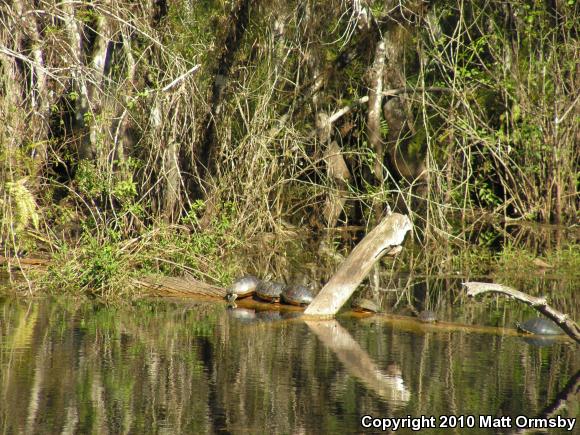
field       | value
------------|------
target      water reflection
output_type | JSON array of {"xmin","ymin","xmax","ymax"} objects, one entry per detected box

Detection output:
[
  {"xmin": 306, "ymin": 319, "xmax": 410, "ymax": 405},
  {"xmin": 0, "ymin": 298, "xmax": 578, "ymax": 434}
]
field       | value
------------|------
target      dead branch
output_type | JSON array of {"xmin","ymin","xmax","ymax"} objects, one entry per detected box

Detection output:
[
  {"xmin": 463, "ymin": 281, "xmax": 580, "ymax": 344},
  {"xmin": 304, "ymin": 212, "xmax": 412, "ymax": 318}
]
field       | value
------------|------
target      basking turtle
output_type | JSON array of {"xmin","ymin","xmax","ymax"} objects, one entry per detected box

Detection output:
[
  {"xmin": 255, "ymin": 281, "xmax": 285, "ymax": 303},
  {"xmin": 225, "ymin": 275, "xmax": 261, "ymax": 302},
  {"xmin": 516, "ymin": 318, "xmax": 562, "ymax": 336},
  {"xmin": 418, "ymin": 310, "xmax": 438, "ymax": 323},
  {"xmin": 351, "ymin": 298, "xmax": 380, "ymax": 313},
  {"xmin": 281, "ymin": 284, "xmax": 314, "ymax": 306}
]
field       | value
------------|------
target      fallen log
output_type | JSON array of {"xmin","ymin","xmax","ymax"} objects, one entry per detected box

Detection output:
[
  {"xmin": 463, "ymin": 281, "xmax": 580, "ymax": 344},
  {"xmin": 134, "ymin": 275, "xmax": 226, "ymax": 298},
  {"xmin": 304, "ymin": 212, "xmax": 412, "ymax": 318}
]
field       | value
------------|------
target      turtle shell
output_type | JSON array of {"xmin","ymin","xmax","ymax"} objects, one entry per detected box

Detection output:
[
  {"xmin": 281, "ymin": 284, "xmax": 314, "ymax": 306},
  {"xmin": 516, "ymin": 318, "xmax": 562, "ymax": 336},
  {"xmin": 255, "ymin": 281, "xmax": 285, "ymax": 303},
  {"xmin": 226, "ymin": 275, "xmax": 261, "ymax": 301},
  {"xmin": 351, "ymin": 298, "xmax": 380, "ymax": 313},
  {"xmin": 418, "ymin": 310, "xmax": 437, "ymax": 323}
]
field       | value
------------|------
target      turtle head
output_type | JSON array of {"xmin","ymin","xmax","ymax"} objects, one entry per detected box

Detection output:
[{"xmin": 225, "ymin": 292, "xmax": 238, "ymax": 303}]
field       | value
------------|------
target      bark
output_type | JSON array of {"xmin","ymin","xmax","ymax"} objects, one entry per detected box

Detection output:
[
  {"xmin": 322, "ymin": 141, "xmax": 352, "ymax": 228},
  {"xmin": 316, "ymin": 112, "xmax": 352, "ymax": 228},
  {"xmin": 161, "ymin": 137, "xmax": 181, "ymax": 222},
  {"xmin": 367, "ymin": 38, "xmax": 386, "ymax": 186},
  {"xmin": 111, "ymin": 29, "xmax": 138, "ymax": 166},
  {"xmin": 13, "ymin": 1, "xmax": 50, "ymax": 166},
  {"xmin": 84, "ymin": 3, "xmax": 113, "ymax": 161}
]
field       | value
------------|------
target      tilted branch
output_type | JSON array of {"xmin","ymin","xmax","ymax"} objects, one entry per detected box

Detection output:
[
  {"xmin": 463, "ymin": 281, "xmax": 580, "ymax": 344},
  {"xmin": 305, "ymin": 213, "xmax": 412, "ymax": 318}
]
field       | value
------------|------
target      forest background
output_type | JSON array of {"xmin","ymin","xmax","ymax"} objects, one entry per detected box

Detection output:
[{"xmin": 0, "ymin": 0, "xmax": 578, "ymax": 299}]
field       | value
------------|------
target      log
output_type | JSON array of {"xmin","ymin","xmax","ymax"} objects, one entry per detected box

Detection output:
[
  {"xmin": 304, "ymin": 212, "xmax": 412, "ymax": 317},
  {"xmin": 134, "ymin": 275, "xmax": 226, "ymax": 298},
  {"xmin": 463, "ymin": 281, "xmax": 580, "ymax": 344}
]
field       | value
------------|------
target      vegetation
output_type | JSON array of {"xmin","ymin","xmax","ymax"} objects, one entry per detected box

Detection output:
[{"xmin": 0, "ymin": 1, "xmax": 578, "ymax": 298}]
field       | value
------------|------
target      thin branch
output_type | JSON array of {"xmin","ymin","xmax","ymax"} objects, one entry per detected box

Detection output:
[
  {"xmin": 554, "ymin": 92, "xmax": 580, "ymax": 124},
  {"xmin": 161, "ymin": 64, "xmax": 201, "ymax": 92},
  {"xmin": 327, "ymin": 86, "xmax": 453, "ymax": 125}
]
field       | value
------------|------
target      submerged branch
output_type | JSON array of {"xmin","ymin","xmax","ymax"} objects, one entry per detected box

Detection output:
[{"xmin": 463, "ymin": 281, "xmax": 580, "ymax": 344}]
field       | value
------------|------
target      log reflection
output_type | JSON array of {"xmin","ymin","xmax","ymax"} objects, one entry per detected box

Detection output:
[{"xmin": 306, "ymin": 319, "xmax": 410, "ymax": 405}]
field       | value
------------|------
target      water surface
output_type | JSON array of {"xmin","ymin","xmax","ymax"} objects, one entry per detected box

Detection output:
[{"xmin": 0, "ymin": 294, "xmax": 578, "ymax": 434}]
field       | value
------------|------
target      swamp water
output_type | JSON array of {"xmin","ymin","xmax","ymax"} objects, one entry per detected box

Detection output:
[{"xmin": 0, "ymin": 278, "xmax": 578, "ymax": 435}]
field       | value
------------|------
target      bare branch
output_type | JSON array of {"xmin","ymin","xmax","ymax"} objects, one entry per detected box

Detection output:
[
  {"xmin": 463, "ymin": 281, "xmax": 580, "ymax": 343},
  {"xmin": 161, "ymin": 64, "xmax": 201, "ymax": 92},
  {"xmin": 305, "ymin": 213, "xmax": 412, "ymax": 318}
]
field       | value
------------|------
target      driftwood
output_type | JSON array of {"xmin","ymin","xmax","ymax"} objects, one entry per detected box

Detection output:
[
  {"xmin": 463, "ymin": 281, "xmax": 580, "ymax": 344},
  {"xmin": 304, "ymin": 212, "xmax": 412, "ymax": 317}
]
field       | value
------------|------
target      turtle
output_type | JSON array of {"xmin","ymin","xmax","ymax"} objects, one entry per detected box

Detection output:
[
  {"xmin": 418, "ymin": 310, "xmax": 438, "ymax": 323},
  {"xmin": 351, "ymin": 298, "xmax": 381, "ymax": 313},
  {"xmin": 516, "ymin": 318, "xmax": 562, "ymax": 336},
  {"xmin": 255, "ymin": 281, "xmax": 285, "ymax": 303},
  {"xmin": 225, "ymin": 275, "xmax": 261, "ymax": 302},
  {"xmin": 281, "ymin": 284, "xmax": 314, "ymax": 306}
]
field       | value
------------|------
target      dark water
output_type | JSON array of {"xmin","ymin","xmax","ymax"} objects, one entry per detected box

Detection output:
[{"xmin": 0, "ymin": 295, "xmax": 578, "ymax": 435}]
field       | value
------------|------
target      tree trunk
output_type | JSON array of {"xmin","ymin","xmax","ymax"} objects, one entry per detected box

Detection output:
[
  {"xmin": 197, "ymin": 0, "xmax": 254, "ymax": 190},
  {"xmin": 367, "ymin": 38, "xmax": 386, "ymax": 190}
]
